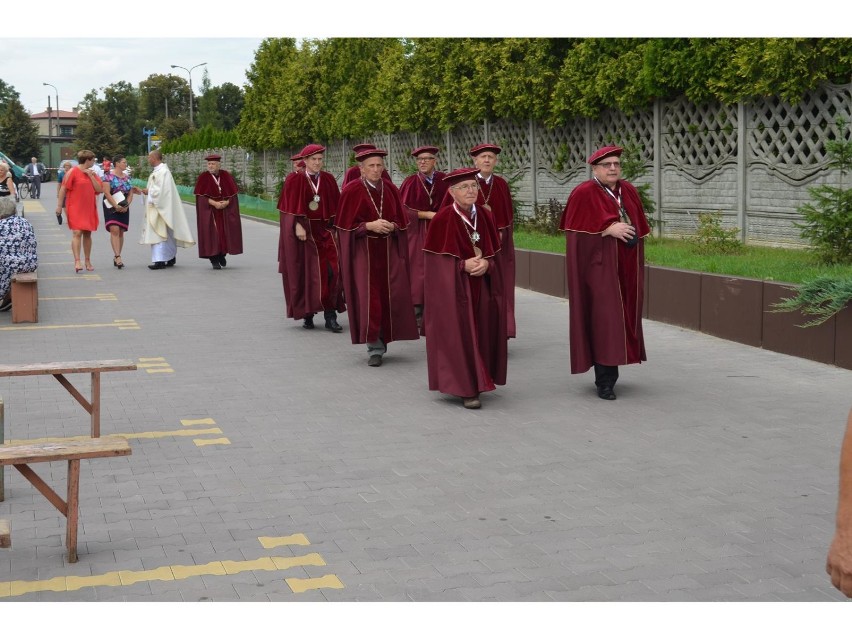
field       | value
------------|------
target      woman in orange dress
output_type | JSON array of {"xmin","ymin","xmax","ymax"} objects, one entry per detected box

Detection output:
[{"xmin": 55, "ymin": 150, "xmax": 103, "ymax": 272}]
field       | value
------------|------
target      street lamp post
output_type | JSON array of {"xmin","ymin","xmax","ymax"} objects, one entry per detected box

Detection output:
[
  {"xmin": 169, "ymin": 62, "xmax": 206, "ymax": 126},
  {"xmin": 43, "ymin": 83, "xmax": 59, "ymax": 168},
  {"xmin": 43, "ymin": 83, "xmax": 59, "ymax": 136},
  {"xmin": 45, "ymin": 96, "xmax": 54, "ymax": 169}
]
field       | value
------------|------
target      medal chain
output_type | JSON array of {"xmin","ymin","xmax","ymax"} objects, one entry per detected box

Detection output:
[
  {"xmin": 419, "ymin": 173, "xmax": 435, "ymax": 206},
  {"xmin": 453, "ymin": 203, "xmax": 481, "ymax": 250},
  {"xmin": 363, "ymin": 178, "xmax": 384, "ymax": 219}
]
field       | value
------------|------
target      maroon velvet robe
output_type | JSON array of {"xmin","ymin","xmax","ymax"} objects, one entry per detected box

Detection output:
[
  {"xmin": 441, "ymin": 173, "xmax": 516, "ymax": 337},
  {"xmin": 335, "ymin": 178, "xmax": 419, "ymax": 345},
  {"xmin": 399, "ymin": 170, "xmax": 448, "ymax": 306},
  {"xmin": 276, "ymin": 169, "xmax": 345, "ymax": 320},
  {"xmin": 423, "ymin": 203, "xmax": 507, "ymax": 398},
  {"xmin": 559, "ymin": 178, "xmax": 652, "ymax": 374},
  {"xmin": 194, "ymin": 169, "xmax": 244, "ymax": 258}
]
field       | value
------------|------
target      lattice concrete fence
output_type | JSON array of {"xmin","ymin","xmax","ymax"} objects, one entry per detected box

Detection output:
[{"xmin": 166, "ymin": 82, "xmax": 852, "ymax": 247}]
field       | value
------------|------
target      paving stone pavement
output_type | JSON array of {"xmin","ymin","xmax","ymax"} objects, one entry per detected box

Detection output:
[{"xmin": 1, "ymin": 185, "xmax": 851, "ymax": 603}]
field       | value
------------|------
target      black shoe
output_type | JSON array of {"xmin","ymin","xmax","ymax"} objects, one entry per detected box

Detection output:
[
  {"xmin": 218, "ymin": 255, "xmax": 227, "ymax": 267},
  {"xmin": 597, "ymin": 386, "xmax": 617, "ymax": 400},
  {"xmin": 368, "ymin": 354, "xmax": 383, "ymax": 367},
  {"xmin": 166, "ymin": 257, "xmax": 176, "ymax": 267},
  {"xmin": 210, "ymin": 258, "xmax": 221, "ymax": 270},
  {"xmin": 303, "ymin": 315, "xmax": 315, "ymax": 329},
  {"xmin": 325, "ymin": 318, "xmax": 343, "ymax": 333},
  {"xmin": 148, "ymin": 262, "xmax": 166, "ymax": 270}
]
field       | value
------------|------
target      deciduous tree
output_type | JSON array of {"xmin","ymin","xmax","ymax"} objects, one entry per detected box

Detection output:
[{"xmin": 0, "ymin": 96, "xmax": 40, "ymax": 164}]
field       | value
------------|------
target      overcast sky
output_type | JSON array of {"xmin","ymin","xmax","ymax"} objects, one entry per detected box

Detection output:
[
  {"xmin": 2, "ymin": 39, "xmax": 264, "ymax": 115},
  {"xmin": 3, "ymin": 2, "xmax": 835, "ymax": 116}
]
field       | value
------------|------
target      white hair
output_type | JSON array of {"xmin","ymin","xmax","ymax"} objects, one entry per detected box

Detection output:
[{"xmin": 0, "ymin": 196, "xmax": 17, "ymax": 219}]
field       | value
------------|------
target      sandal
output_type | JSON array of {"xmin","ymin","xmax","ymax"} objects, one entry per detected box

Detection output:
[
  {"xmin": 113, "ymin": 255, "xmax": 124, "ymax": 269},
  {"xmin": 74, "ymin": 260, "xmax": 82, "ymax": 273},
  {"xmin": 85, "ymin": 261, "xmax": 94, "ymax": 272}
]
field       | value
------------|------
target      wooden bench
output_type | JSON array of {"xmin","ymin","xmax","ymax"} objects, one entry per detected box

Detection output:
[
  {"xmin": 0, "ymin": 436, "xmax": 131, "ymax": 562},
  {"xmin": 0, "ymin": 360, "xmax": 136, "ymax": 501},
  {"xmin": 11, "ymin": 271, "xmax": 38, "ymax": 324},
  {"xmin": 0, "ymin": 359, "xmax": 137, "ymax": 439}
]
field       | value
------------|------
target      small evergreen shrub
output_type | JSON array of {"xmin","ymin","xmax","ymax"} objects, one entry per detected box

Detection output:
[
  {"xmin": 688, "ymin": 212, "xmax": 742, "ymax": 255},
  {"xmin": 772, "ymin": 275, "xmax": 852, "ymax": 326},
  {"xmin": 796, "ymin": 118, "xmax": 852, "ymax": 265}
]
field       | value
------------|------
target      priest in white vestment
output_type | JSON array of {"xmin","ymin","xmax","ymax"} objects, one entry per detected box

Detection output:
[{"xmin": 137, "ymin": 149, "xmax": 196, "ymax": 269}]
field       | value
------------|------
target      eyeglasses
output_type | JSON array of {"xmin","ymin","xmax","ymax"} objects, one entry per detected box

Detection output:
[
  {"xmin": 416, "ymin": 157, "xmax": 436, "ymax": 162},
  {"xmin": 597, "ymin": 161, "xmax": 621, "ymax": 169},
  {"xmin": 452, "ymin": 183, "xmax": 479, "ymax": 192}
]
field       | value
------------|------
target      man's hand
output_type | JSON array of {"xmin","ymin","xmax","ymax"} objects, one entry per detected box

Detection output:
[
  {"xmin": 295, "ymin": 221, "xmax": 307, "ymax": 241},
  {"xmin": 603, "ymin": 222, "xmax": 636, "ymax": 243},
  {"xmin": 464, "ymin": 257, "xmax": 489, "ymax": 277},
  {"xmin": 366, "ymin": 219, "xmax": 395, "ymax": 235}
]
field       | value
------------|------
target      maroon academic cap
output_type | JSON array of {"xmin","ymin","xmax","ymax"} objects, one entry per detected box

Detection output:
[
  {"xmin": 352, "ymin": 143, "xmax": 376, "ymax": 153},
  {"xmin": 299, "ymin": 143, "xmax": 326, "ymax": 158},
  {"xmin": 205, "ymin": 154, "xmax": 222, "ymax": 161},
  {"xmin": 469, "ymin": 143, "xmax": 502, "ymax": 157},
  {"xmin": 411, "ymin": 145, "xmax": 440, "ymax": 157},
  {"xmin": 290, "ymin": 152, "xmax": 303, "ymax": 161},
  {"xmin": 588, "ymin": 145, "xmax": 623, "ymax": 165},
  {"xmin": 355, "ymin": 148, "xmax": 388, "ymax": 162},
  {"xmin": 442, "ymin": 167, "xmax": 480, "ymax": 186}
]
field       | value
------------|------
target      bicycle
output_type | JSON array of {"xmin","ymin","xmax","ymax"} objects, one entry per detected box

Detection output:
[{"xmin": 17, "ymin": 176, "xmax": 31, "ymax": 199}]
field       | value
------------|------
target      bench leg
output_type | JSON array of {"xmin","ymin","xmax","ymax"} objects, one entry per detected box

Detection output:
[
  {"xmin": 66, "ymin": 459, "xmax": 80, "ymax": 563},
  {"xmin": 10, "ymin": 279, "xmax": 38, "ymax": 324},
  {"xmin": 91, "ymin": 372, "xmax": 100, "ymax": 438},
  {"xmin": 0, "ymin": 519, "xmax": 9, "ymax": 549}
]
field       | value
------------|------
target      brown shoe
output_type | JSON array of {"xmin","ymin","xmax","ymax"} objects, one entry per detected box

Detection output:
[{"xmin": 463, "ymin": 396, "xmax": 481, "ymax": 409}]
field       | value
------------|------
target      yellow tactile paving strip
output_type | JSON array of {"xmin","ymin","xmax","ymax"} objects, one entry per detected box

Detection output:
[
  {"xmin": 194, "ymin": 437, "xmax": 231, "ymax": 446},
  {"xmin": 0, "ymin": 536, "xmax": 344, "ymax": 598},
  {"xmin": 259, "ymin": 534, "xmax": 311, "ymax": 548},
  {"xmin": 7, "ymin": 427, "xmax": 224, "ymax": 446},
  {"xmin": 0, "ymin": 319, "xmax": 139, "ymax": 331},
  {"xmin": 39, "ymin": 293, "xmax": 118, "ymax": 302},
  {"xmin": 137, "ymin": 357, "xmax": 174, "ymax": 374},
  {"xmin": 0, "ymin": 553, "xmax": 328, "ymax": 598}
]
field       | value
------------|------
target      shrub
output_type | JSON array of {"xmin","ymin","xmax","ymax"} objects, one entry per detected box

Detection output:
[
  {"xmin": 520, "ymin": 198, "xmax": 563, "ymax": 235},
  {"xmin": 772, "ymin": 275, "xmax": 852, "ymax": 326},
  {"xmin": 688, "ymin": 212, "xmax": 742, "ymax": 255},
  {"xmin": 615, "ymin": 140, "xmax": 656, "ymax": 230},
  {"xmin": 247, "ymin": 157, "xmax": 266, "ymax": 197},
  {"xmin": 796, "ymin": 117, "xmax": 852, "ymax": 265}
]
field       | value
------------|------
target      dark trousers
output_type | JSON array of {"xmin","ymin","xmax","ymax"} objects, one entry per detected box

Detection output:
[
  {"xmin": 30, "ymin": 175, "xmax": 41, "ymax": 198},
  {"xmin": 594, "ymin": 363, "xmax": 619, "ymax": 389}
]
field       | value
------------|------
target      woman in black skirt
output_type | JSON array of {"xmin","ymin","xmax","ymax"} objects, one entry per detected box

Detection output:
[{"xmin": 101, "ymin": 155, "xmax": 134, "ymax": 268}]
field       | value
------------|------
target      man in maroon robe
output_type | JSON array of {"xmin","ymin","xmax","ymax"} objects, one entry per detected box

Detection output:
[
  {"xmin": 398, "ymin": 145, "xmax": 448, "ymax": 327},
  {"xmin": 276, "ymin": 143, "xmax": 345, "ymax": 332},
  {"xmin": 424, "ymin": 168, "xmax": 507, "ymax": 409},
  {"xmin": 336, "ymin": 148, "xmax": 419, "ymax": 367},
  {"xmin": 471, "ymin": 143, "xmax": 516, "ymax": 338},
  {"xmin": 439, "ymin": 143, "xmax": 516, "ymax": 337},
  {"xmin": 559, "ymin": 145, "xmax": 651, "ymax": 400},
  {"xmin": 194, "ymin": 154, "xmax": 244, "ymax": 269}
]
